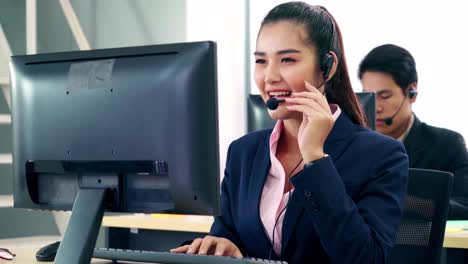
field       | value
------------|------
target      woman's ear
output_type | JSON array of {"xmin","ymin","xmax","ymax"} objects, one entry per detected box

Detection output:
[{"xmin": 325, "ymin": 51, "xmax": 339, "ymax": 81}]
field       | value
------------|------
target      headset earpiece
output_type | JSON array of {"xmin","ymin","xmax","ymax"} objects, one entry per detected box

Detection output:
[
  {"xmin": 321, "ymin": 53, "xmax": 334, "ymax": 81},
  {"xmin": 408, "ymin": 88, "xmax": 418, "ymax": 99}
]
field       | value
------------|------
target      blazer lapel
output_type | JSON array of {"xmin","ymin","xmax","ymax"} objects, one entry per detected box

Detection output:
[
  {"xmin": 249, "ymin": 132, "xmax": 278, "ymax": 255},
  {"xmin": 281, "ymin": 189, "xmax": 305, "ymax": 257},
  {"xmin": 281, "ymin": 113, "xmax": 356, "ymax": 255}
]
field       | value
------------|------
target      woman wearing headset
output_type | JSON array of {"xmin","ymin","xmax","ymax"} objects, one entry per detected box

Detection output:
[{"xmin": 172, "ymin": 2, "xmax": 408, "ymax": 263}]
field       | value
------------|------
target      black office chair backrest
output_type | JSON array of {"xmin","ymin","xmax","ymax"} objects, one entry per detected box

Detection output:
[
  {"xmin": 247, "ymin": 92, "xmax": 376, "ymax": 132},
  {"xmin": 388, "ymin": 168, "xmax": 454, "ymax": 264}
]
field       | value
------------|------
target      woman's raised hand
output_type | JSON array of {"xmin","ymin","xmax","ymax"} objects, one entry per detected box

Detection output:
[{"xmin": 284, "ymin": 81, "xmax": 335, "ymax": 163}]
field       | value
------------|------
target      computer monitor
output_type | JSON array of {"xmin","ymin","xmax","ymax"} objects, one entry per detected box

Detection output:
[
  {"xmin": 355, "ymin": 92, "xmax": 376, "ymax": 130},
  {"xmin": 247, "ymin": 94, "xmax": 275, "ymax": 133},
  {"xmin": 247, "ymin": 92, "xmax": 376, "ymax": 132},
  {"xmin": 10, "ymin": 41, "xmax": 220, "ymax": 263}
]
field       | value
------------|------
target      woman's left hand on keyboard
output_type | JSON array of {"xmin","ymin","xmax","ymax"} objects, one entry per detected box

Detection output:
[{"xmin": 170, "ymin": 235, "xmax": 243, "ymax": 258}]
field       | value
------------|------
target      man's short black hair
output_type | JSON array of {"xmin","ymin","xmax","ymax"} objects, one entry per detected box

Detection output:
[{"xmin": 358, "ymin": 44, "xmax": 418, "ymax": 94}]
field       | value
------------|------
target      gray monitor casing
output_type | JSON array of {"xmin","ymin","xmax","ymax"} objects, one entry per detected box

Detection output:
[{"xmin": 10, "ymin": 41, "xmax": 220, "ymax": 216}]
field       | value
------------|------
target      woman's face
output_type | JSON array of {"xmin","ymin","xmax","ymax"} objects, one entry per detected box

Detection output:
[{"xmin": 254, "ymin": 21, "xmax": 323, "ymax": 120}]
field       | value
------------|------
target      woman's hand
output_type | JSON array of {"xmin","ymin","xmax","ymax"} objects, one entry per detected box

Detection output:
[
  {"xmin": 170, "ymin": 236, "xmax": 243, "ymax": 258},
  {"xmin": 285, "ymin": 81, "xmax": 335, "ymax": 163}
]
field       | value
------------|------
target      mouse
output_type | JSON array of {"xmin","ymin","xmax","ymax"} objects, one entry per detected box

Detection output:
[
  {"xmin": 0, "ymin": 247, "xmax": 16, "ymax": 260},
  {"xmin": 36, "ymin": 241, "xmax": 60, "ymax": 262}
]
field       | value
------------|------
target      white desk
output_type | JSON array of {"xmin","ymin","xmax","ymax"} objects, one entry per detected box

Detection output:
[
  {"xmin": 102, "ymin": 214, "xmax": 213, "ymax": 233},
  {"xmin": 444, "ymin": 221, "xmax": 468, "ymax": 249}
]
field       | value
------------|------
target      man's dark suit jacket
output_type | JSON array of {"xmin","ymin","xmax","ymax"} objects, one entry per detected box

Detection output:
[
  {"xmin": 210, "ymin": 113, "xmax": 408, "ymax": 264},
  {"xmin": 404, "ymin": 114, "xmax": 468, "ymax": 219}
]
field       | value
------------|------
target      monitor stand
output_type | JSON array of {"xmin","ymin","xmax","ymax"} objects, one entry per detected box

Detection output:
[{"xmin": 54, "ymin": 188, "xmax": 108, "ymax": 264}]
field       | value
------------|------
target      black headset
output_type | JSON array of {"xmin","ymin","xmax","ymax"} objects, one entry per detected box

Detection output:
[
  {"xmin": 408, "ymin": 88, "xmax": 418, "ymax": 99},
  {"xmin": 384, "ymin": 87, "xmax": 418, "ymax": 126},
  {"xmin": 321, "ymin": 53, "xmax": 334, "ymax": 81},
  {"xmin": 318, "ymin": 5, "xmax": 336, "ymax": 84}
]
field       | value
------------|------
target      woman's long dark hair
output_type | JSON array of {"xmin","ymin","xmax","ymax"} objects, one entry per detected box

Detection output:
[{"xmin": 260, "ymin": 2, "xmax": 366, "ymax": 126}]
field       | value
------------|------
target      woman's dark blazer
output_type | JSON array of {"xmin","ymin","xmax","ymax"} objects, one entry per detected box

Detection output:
[{"xmin": 210, "ymin": 113, "xmax": 409, "ymax": 264}]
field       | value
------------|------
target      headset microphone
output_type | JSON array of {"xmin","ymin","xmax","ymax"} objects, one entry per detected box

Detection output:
[
  {"xmin": 384, "ymin": 116, "xmax": 395, "ymax": 126},
  {"xmin": 266, "ymin": 97, "xmax": 285, "ymax": 110},
  {"xmin": 383, "ymin": 97, "xmax": 405, "ymax": 126},
  {"xmin": 384, "ymin": 88, "xmax": 417, "ymax": 126}
]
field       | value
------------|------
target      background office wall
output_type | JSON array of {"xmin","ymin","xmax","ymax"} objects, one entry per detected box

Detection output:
[
  {"xmin": 2, "ymin": 1, "xmax": 467, "ymax": 182},
  {"xmin": 0, "ymin": 2, "xmax": 60, "ymax": 239},
  {"xmin": 250, "ymin": 0, "xmax": 468, "ymax": 141},
  {"xmin": 3, "ymin": 0, "xmax": 465, "ymax": 200},
  {"xmin": 0, "ymin": 0, "xmax": 186, "ymax": 54},
  {"xmin": 0, "ymin": 0, "xmax": 247, "ymax": 174},
  {"xmin": 0, "ymin": 0, "xmax": 247, "ymax": 238},
  {"xmin": 186, "ymin": 0, "xmax": 248, "ymax": 173},
  {"xmin": 0, "ymin": 1, "xmax": 24, "ymax": 76},
  {"xmin": 0, "ymin": 0, "xmax": 247, "ymax": 186}
]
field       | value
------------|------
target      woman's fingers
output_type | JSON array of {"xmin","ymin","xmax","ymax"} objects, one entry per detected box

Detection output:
[
  {"xmin": 170, "ymin": 245, "xmax": 190, "ymax": 253},
  {"xmin": 304, "ymin": 81, "xmax": 327, "ymax": 100},
  {"xmin": 186, "ymin": 238, "xmax": 203, "ymax": 254},
  {"xmin": 222, "ymin": 246, "xmax": 243, "ymax": 258},
  {"xmin": 213, "ymin": 238, "xmax": 243, "ymax": 258},
  {"xmin": 198, "ymin": 236, "xmax": 216, "ymax": 255},
  {"xmin": 230, "ymin": 247, "xmax": 244, "ymax": 259},
  {"xmin": 170, "ymin": 236, "xmax": 243, "ymax": 258},
  {"xmin": 285, "ymin": 97, "xmax": 327, "ymax": 115},
  {"xmin": 213, "ymin": 240, "xmax": 227, "ymax": 256},
  {"xmin": 291, "ymin": 89, "xmax": 331, "ymax": 114},
  {"xmin": 286, "ymin": 104, "xmax": 324, "ymax": 117}
]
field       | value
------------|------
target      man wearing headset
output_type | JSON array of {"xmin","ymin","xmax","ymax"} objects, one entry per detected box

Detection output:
[{"xmin": 358, "ymin": 44, "xmax": 468, "ymax": 219}]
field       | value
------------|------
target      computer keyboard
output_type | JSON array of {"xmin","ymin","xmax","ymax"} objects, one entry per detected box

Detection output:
[{"xmin": 93, "ymin": 247, "xmax": 288, "ymax": 264}]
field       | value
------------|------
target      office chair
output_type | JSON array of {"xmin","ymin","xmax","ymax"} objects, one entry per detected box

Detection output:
[
  {"xmin": 387, "ymin": 168, "xmax": 454, "ymax": 264},
  {"xmin": 247, "ymin": 92, "xmax": 376, "ymax": 132}
]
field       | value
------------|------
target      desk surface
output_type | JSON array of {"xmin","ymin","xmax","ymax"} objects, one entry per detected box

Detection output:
[
  {"xmin": 444, "ymin": 221, "xmax": 468, "ymax": 249},
  {"xmin": 3, "ymin": 222, "xmax": 468, "ymax": 263},
  {"xmin": 102, "ymin": 215, "xmax": 468, "ymax": 249},
  {"xmin": 102, "ymin": 214, "xmax": 213, "ymax": 233}
]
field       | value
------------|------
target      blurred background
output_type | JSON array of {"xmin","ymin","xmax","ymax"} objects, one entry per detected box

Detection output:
[{"xmin": 0, "ymin": 0, "xmax": 467, "ymax": 241}]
